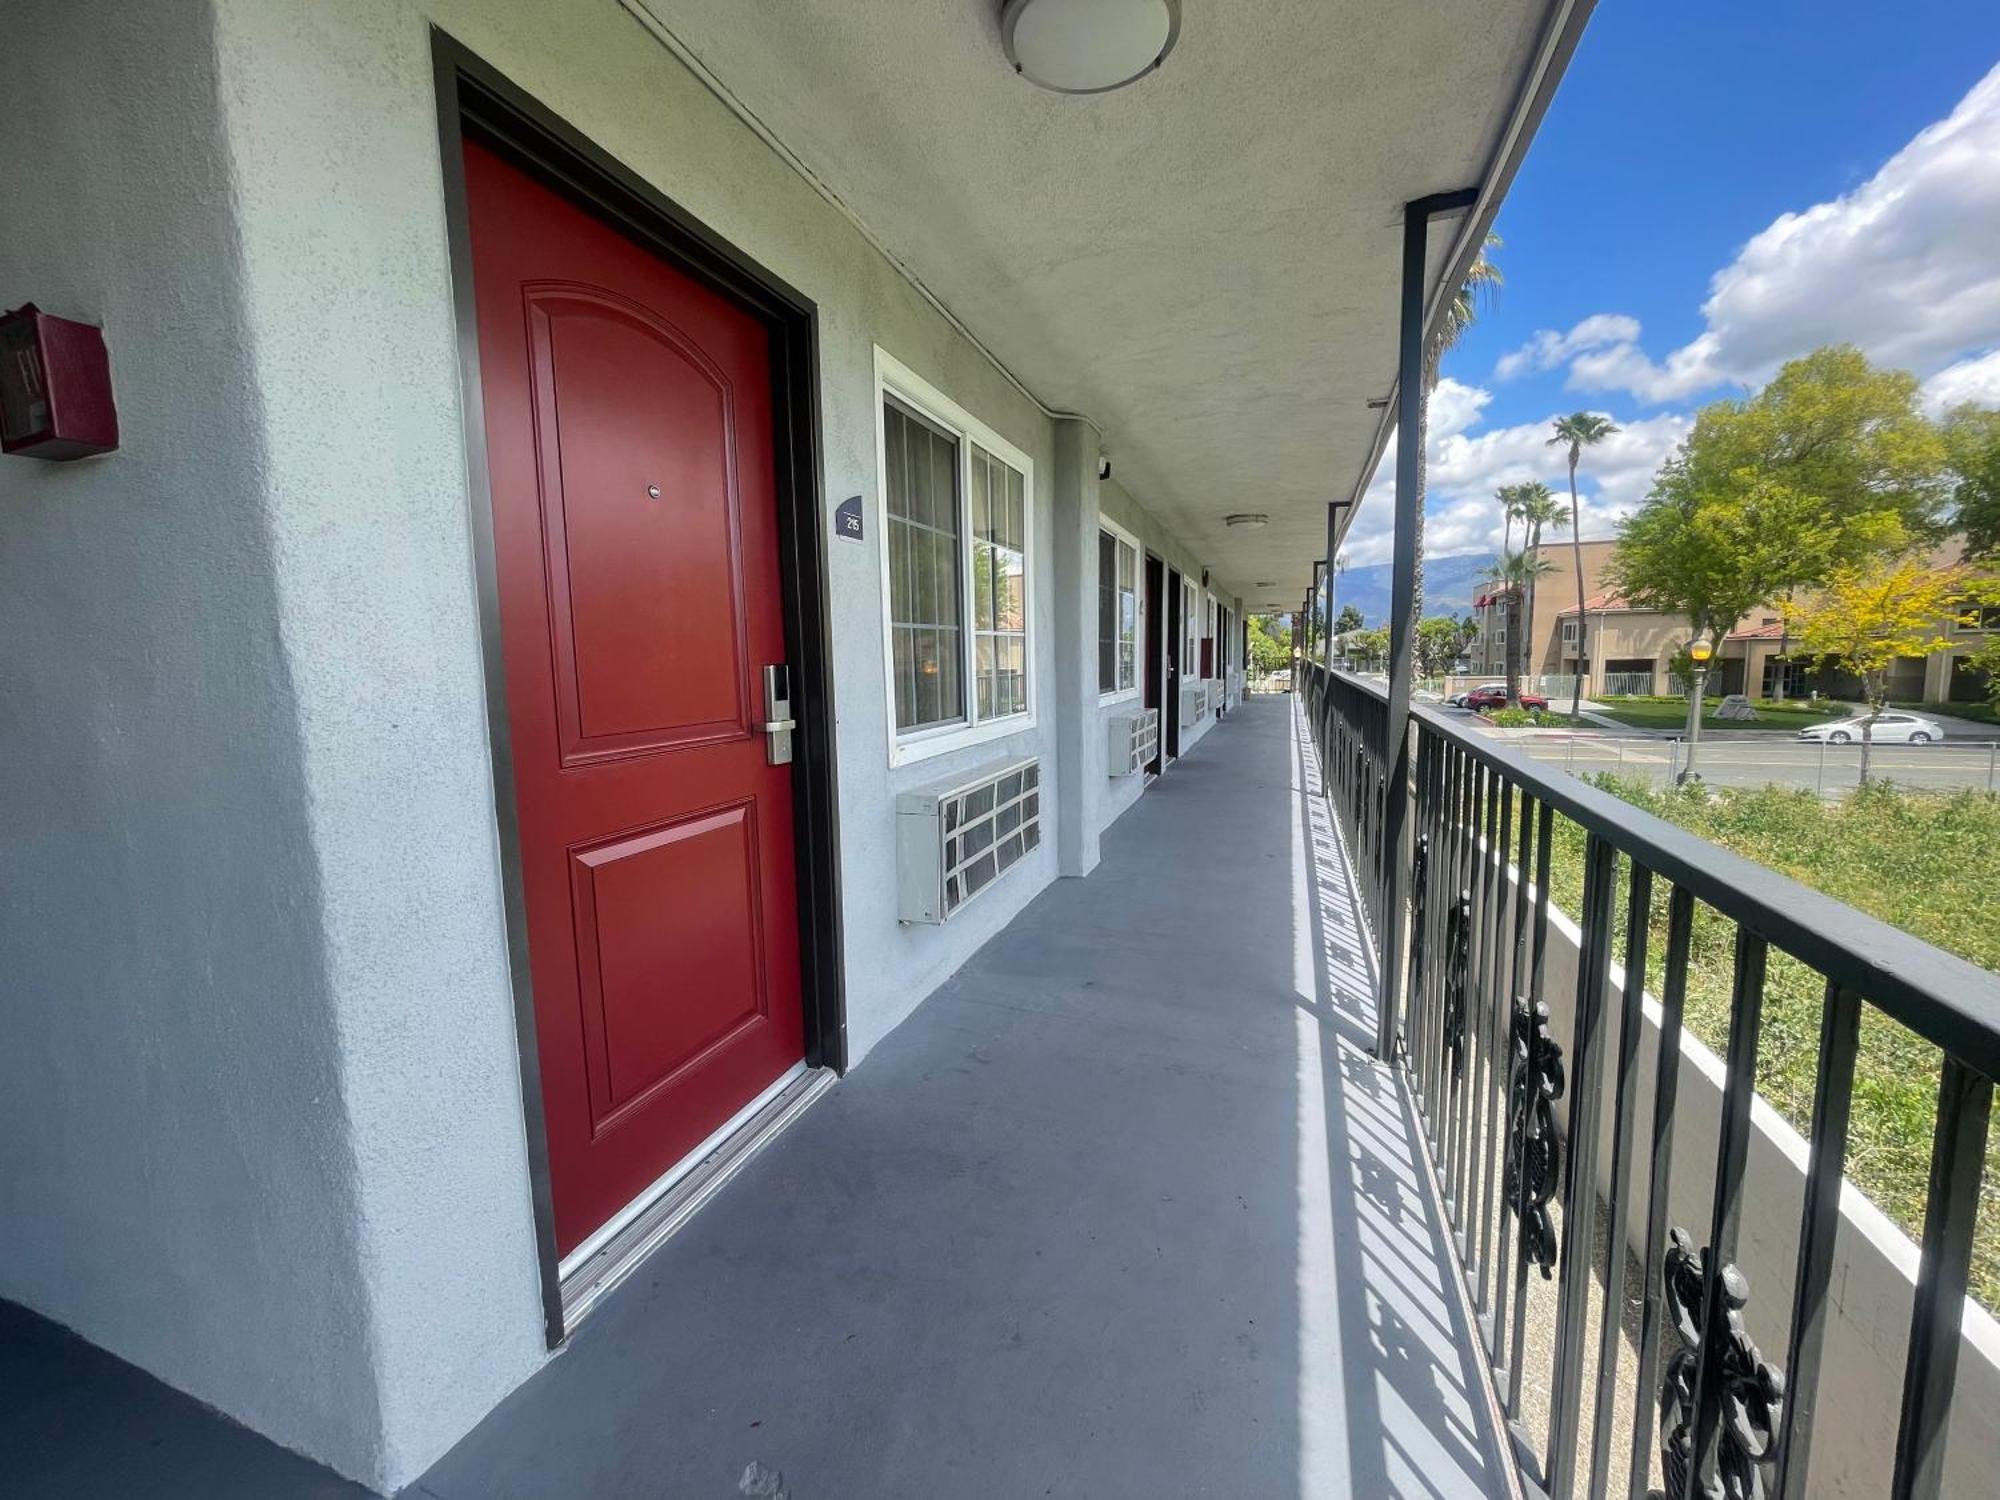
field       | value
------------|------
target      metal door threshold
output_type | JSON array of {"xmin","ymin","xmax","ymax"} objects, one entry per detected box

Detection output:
[{"xmin": 557, "ymin": 1063, "xmax": 835, "ymax": 1331}]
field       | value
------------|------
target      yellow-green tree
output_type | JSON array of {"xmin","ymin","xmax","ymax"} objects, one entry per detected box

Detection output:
[{"xmin": 1792, "ymin": 555, "xmax": 1988, "ymax": 782}]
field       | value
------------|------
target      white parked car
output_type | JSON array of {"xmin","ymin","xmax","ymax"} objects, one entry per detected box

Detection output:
[{"xmin": 1797, "ymin": 711, "xmax": 1944, "ymax": 745}]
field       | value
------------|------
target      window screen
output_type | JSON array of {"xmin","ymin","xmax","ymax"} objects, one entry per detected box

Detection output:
[
  {"xmin": 970, "ymin": 445, "xmax": 1028, "ymax": 721},
  {"xmin": 884, "ymin": 398, "xmax": 965, "ymax": 731}
]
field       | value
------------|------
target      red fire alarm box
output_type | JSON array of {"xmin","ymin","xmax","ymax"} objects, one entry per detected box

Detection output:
[{"xmin": 1, "ymin": 304, "xmax": 119, "ymax": 460}]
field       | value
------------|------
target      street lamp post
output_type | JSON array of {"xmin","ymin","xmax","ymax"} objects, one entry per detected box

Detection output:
[{"xmin": 1678, "ymin": 637, "xmax": 1713, "ymax": 786}]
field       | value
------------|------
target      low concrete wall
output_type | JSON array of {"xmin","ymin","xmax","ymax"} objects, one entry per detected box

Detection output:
[{"xmin": 1520, "ymin": 878, "xmax": 2000, "ymax": 1497}]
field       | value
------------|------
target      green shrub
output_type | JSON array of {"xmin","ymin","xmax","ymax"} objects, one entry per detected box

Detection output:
[{"xmin": 1542, "ymin": 776, "xmax": 2000, "ymax": 1308}]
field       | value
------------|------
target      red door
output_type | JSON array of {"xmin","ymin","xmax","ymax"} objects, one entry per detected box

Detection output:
[{"xmin": 464, "ymin": 139, "xmax": 805, "ymax": 1257}]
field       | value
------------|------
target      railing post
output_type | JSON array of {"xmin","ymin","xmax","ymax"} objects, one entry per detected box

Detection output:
[{"xmin": 1378, "ymin": 185, "xmax": 1477, "ymax": 1060}]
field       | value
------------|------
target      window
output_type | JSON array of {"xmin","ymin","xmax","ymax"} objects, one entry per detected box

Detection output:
[
  {"xmin": 876, "ymin": 350, "xmax": 1036, "ymax": 763},
  {"xmin": 970, "ymin": 446, "xmax": 1027, "ymax": 719},
  {"xmin": 1097, "ymin": 525, "xmax": 1139, "ymax": 697},
  {"xmin": 884, "ymin": 398, "xmax": 965, "ymax": 732}
]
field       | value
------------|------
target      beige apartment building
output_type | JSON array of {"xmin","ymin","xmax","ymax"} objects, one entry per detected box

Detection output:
[
  {"xmin": 1468, "ymin": 537, "xmax": 1617, "ymax": 684},
  {"xmin": 1470, "ymin": 537, "xmax": 1996, "ymax": 703}
]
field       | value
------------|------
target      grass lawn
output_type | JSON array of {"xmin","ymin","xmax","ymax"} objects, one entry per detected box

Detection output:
[
  {"xmin": 1590, "ymin": 694, "xmax": 1851, "ymax": 734},
  {"xmin": 1540, "ymin": 777, "xmax": 2000, "ymax": 1310}
]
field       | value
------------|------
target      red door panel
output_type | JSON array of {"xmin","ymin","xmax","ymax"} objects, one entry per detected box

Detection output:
[{"xmin": 465, "ymin": 139, "xmax": 804, "ymax": 1257}]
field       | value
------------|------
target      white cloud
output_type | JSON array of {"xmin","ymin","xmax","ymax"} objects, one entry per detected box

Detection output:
[
  {"xmin": 1339, "ymin": 390, "xmax": 1689, "ymax": 567},
  {"xmin": 1424, "ymin": 376, "xmax": 1492, "ymax": 439},
  {"xmin": 1921, "ymin": 347, "xmax": 2000, "ymax": 413},
  {"xmin": 1557, "ymin": 63, "xmax": 2000, "ymax": 403},
  {"xmin": 1493, "ymin": 313, "xmax": 1643, "ymax": 380}
]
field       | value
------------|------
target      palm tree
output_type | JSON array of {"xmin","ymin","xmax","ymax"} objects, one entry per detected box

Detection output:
[
  {"xmin": 1509, "ymin": 481, "xmax": 1567, "ymax": 704},
  {"xmin": 1410, "ymin": 237, "xmax": 1503, "ymax": 621},
  {"xmin": 1547, "ymin": 412, "xmax": 1621, "ymax": 716},
  {"xmin": 1485, "ymin": 549, "xmax": 1556, "ymax": 708}
]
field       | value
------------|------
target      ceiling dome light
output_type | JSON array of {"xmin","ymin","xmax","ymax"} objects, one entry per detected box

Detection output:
[
  {"xmin": 1224, "ymin": 512, "xmax": 1269, "ymax": 528},
  {"xmin": 1001, "ymin": 0, "xmax": 1180, "ymax": 95}
]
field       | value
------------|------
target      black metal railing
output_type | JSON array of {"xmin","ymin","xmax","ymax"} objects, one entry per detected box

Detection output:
[{"xmin": 1299, "ymin": 661, "xmax": 2000, "ymax": 1500}]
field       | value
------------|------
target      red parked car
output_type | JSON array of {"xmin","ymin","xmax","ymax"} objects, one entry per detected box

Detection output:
[{"xmin": 1464, "ymin": 685, "xmax": 1546, "ymax": 712}]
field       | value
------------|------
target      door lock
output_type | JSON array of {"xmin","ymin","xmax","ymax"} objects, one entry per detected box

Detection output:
[{"xmin": 761, "ymin": 664, "xmax": 796, "ymax": 766}]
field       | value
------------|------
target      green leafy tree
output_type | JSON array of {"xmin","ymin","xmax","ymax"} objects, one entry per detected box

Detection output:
[
  {"xmin": 1549, "ymin": 412, "xmax": 1620, "ymax": 715},
  {"xmin": 1942, "ymin": 403, "xmax": 2000, "ymax": 560},
  {"xmin": 1607, "ymin": 345, "xmax": 1947, "ymax": 658},
  {"xmin": 1334, "ymin": 603, "xmax": 1365, "ymax": 635},
  {"xmin": 1415, "ymin": 615, "xmax": 1467, "ymax": 676},
  {"xmin": 1246, "ymin": 614, "xmax": 1290, "ymax": 676},
  {"xmin": 1964, "ymin": 632, "xmax": 2000, "ymax": 710},
  {"xmin": 1349, "ymin": 626, "xmax": 1391, "ymax": 669}
]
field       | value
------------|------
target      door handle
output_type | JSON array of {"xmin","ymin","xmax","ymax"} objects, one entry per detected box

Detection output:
[{"xmin": 761, "ymin": 665, "xmax": 795, "ymax": 765}]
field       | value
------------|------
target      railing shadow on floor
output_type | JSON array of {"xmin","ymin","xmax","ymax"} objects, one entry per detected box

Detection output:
[{"xmin": 1288, "ymin": 697, "xmax": 1519, "ymax": 1500}]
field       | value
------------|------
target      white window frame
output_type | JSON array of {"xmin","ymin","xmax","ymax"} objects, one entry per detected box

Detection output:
[
  {"xmin": 1096, "ymin": 516, "xmax": 1143, "ymax": 705},
  {"xmin": 874, "ymin": 347, "xmax": 1038, "ymax": 767}
]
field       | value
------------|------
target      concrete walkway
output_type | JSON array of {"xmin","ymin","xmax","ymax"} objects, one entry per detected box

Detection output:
[{"xmin": 4, "ymin": 696, "xmax": 1516, "ymax": 1499}]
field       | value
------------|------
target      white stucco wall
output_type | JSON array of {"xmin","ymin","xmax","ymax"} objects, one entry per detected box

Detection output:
[
  {"xmin": 0, "ymin": 0, "xmax": 385, "ymax": 1475},
  {"xmin": 6, "ymin": 0, "xmax": 1255, "ymax": 1487},
  {"xmin": 1093, "ymin": 476, "xmax": 1245, "ymax": 830}
]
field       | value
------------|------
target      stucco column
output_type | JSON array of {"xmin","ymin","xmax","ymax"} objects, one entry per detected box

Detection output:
[
  {"xmin": 1051, "ymin": 419, "xmax": 1103, "ymax": 878},
  {"xmin": 1924, "ymin": 649, "xmax": 1954, "ymax": 701}
]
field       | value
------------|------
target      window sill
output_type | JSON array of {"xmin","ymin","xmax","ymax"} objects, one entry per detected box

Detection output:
[
  {"xmin": 1097, "ymin": 686, "xmax": 1142, "ymax": 709},
  {"xmin": 888, "ymin": 710, "xmax": 1037, "ymax": 769}
]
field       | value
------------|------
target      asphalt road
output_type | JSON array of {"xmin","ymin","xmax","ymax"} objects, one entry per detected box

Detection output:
[{"xmin": 1504, "ymin": 728, "xmax": 2000, "ymax": 797}]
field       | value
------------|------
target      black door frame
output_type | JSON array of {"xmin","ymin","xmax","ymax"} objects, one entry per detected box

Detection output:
[
  {"xmin": 1142, "ymin": 553, "xmax": 1165, "ymax": 774},
  {"xmin": 432, "ymin": 32, "xmax": 847, "ymax": 1348},
  {"xmin": 1165, "ymin": 567, "xmax": 1184, "ymax": 758}
]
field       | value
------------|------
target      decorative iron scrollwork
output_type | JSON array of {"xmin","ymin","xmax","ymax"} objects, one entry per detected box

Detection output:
[
  {"xmin": 1504, "ymin": 994, "xmax": 1565, "ymax": 1277},
  {"xmin": 1657, "ymin": 1226, "xmax": 1786, "ymax": 1500},
  {"xmin": 1442, "ymin": 892, "xmax": 1471, "ymax": 1081},
  {"xmin": 1404, "ymin": 836, "xmax": 1430, "ymax": 1059}
]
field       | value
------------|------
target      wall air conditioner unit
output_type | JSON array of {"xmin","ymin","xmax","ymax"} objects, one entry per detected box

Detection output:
[
  {"xmin": 1180, "ymin": 679, "xmax": 1208, "ymax": 726},
  {"xmin": 1107, "ymin": 707, "xmax": 1160, "ymax": 777},
  {"xmin": 1208, "ymin": 678, "xmax": 1225, "ymax": 713},
  {"xmin": 896, "ymin": 757, "xmax": 1042, "ymax": 925}
]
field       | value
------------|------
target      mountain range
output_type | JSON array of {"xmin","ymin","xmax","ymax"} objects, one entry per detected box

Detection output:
[{"xmin": 1331, "ymin": 551, "xmax": 1497, "ymax": 628}]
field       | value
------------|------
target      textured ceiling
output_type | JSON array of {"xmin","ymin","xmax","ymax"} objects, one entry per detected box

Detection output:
[{"xmin": 630, "ymin": 0, "xmax": 1559, "ymax": 606}]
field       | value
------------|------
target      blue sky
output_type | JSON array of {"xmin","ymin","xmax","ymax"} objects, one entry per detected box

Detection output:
[{"xmin": 1342, "ymin": 2, "xmax": 2000, "ymax": 566}]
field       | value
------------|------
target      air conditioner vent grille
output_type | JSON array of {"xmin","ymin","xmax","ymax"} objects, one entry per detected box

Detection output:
[
  {"xmin": 897, "ymin": 757, "xmax": 1042, "ymax": 924},
  {"xmin": 1107, "ymin": 707, "xmax": 1160, "ymax": 777}
]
